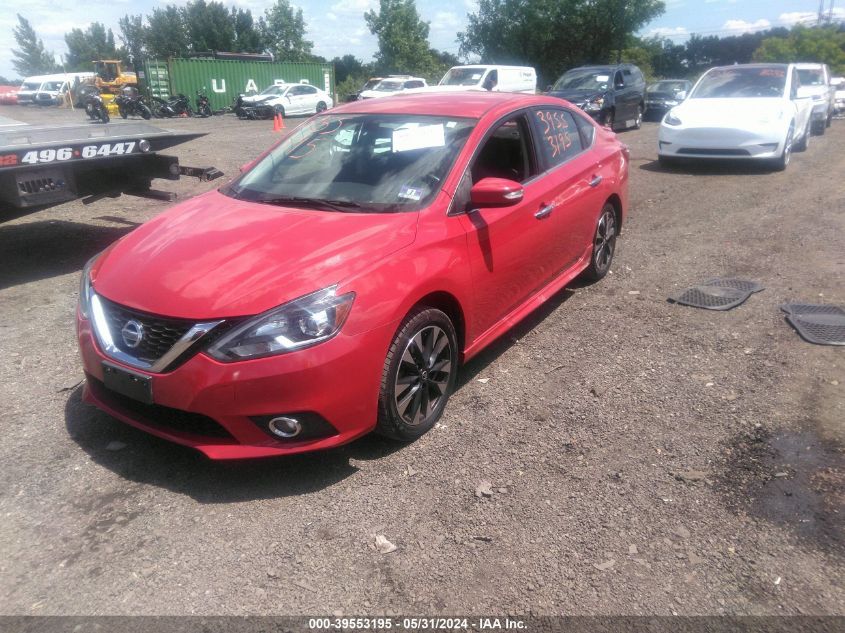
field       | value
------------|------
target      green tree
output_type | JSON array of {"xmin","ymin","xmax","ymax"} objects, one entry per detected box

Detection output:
[
  {"xmin": 146, "ymin": 6, "xmax": 190, "ymax": 58},
  {"xmin": 64, "ymin": 23, "xmax": 118, "ymax": 70},
  {"xmin": 262, "ymin": 0, "xmax": 313, "ymax": 61},
  {"xmin": 232, "ymin": 8, "xmax": 265, "ymax": 53},
  {"xmin": 364, "ymin": 0, "xmax": 436, "ymax": 75},
  {"xmin": 183, "ymin": 0, "xmax": 235, "ymax": 52},
  {"xmin": 459, "ymin": 0, "xmax": 665, "ymax": 85},
  {"xmin": 11, "ymin": 14, "xmax": 60, "ymax": 76},
  {"xmin": 118, "ymin": 15, "xmax": 147, "ymax": 69},
  {"xmin": 754, "ymin": 25, "xmax": 845, "ymax": 73}
]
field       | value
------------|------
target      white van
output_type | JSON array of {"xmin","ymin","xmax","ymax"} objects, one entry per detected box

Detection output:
[
  {"xmin": 19, "ymin": 73, "xmax": 95, "ymax": 106},
  {"xmin": 435, "ymin": 65, "xmax": 537, "ymax": 94}
]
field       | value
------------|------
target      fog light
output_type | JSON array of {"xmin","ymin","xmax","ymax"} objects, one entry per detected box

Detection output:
[{"xmin": 268, "ymin": 416, "xmax": 302, "ymax": 438}]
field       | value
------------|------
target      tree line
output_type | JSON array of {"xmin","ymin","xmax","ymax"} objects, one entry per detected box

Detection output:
[{"xmin": 5, "ymin": 0, "xmax": 845, "ymax": 91}]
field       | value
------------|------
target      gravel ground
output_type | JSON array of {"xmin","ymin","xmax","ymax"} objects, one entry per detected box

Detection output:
[{"xmin": 0, "ymin": 105, "xmax": 842, "ymax": 616}]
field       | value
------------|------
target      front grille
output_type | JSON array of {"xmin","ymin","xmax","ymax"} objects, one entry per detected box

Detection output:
[
  {"xmin": 87, "ymin": 375, "xmax": 236, "ymax": 440},
  {"xmin": 100, "ymin": 297, "xmax": 194, "ymax": 364},
  {"xmin": 677, "ymin": 148, "xmax": 750, "ymax": 156}
]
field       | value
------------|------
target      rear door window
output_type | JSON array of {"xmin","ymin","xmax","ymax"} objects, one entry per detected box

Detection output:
[{"xmin": 530, "ymin": 108, "xmax": 585, "ymax": 171}]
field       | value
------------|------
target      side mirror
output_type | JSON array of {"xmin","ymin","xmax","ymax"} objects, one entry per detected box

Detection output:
[
  {"xmin": 676, "ymin": 91, "xmax": 687, "ymax": 100},
  {"xmin": 470, "ymin": 178, "xmax": 524, "ymax": 208},
  {"xmin": 239, "ymin": 161, "xmax": 253, "ymax": 173}
]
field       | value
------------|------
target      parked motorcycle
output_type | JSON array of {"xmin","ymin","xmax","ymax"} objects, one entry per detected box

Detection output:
[
  {"xmin": 195, "ymin": 89, "xmax": 213, "ymax": 117},
  {"xmin": 151, "ymin": 93, "xmax": 193, "ymax": 118},
  {"xmin": 115, "ymin": 92, "xmax": 152, "ymax": 120},
  {"xmin": 84, "ymin": 93, "xmax": 110, "ymax": 124}
]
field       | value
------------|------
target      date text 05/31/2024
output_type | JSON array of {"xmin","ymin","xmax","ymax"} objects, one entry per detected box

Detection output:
[{"xmin": 307, "ymin": 617, "xmax": 527, "ymax": 630}]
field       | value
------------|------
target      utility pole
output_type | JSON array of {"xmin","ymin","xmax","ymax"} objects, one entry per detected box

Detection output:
[
  {"xmin": 818, "ymin": 0, "xmax": 826, "ymax": 24},
  {"xmin": 829, "ymin": 0, "xmax": 836, "ymax": 23}
]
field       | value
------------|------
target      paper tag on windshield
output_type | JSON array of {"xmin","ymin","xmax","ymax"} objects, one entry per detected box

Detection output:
[
  {"xmin": 393, "ymin": 124, "xmax": 446, "ymax": 152},
  {"xmin": 596, "ymin": 75, "xmax": 610, "ymax": 82},
  {"xmin": 398, "ymin": 185, "xmax": 423, "ymax": 201}
]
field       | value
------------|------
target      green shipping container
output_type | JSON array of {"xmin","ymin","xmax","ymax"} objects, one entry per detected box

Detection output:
[{"xmin": 164, "ymin": 58, "xmax": 335, "ymax": 111}]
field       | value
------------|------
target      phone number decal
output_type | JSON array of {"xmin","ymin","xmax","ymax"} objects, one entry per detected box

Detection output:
[{"xmin": 19, "ymin": 142, "xmax": 137, "ymax": 165}]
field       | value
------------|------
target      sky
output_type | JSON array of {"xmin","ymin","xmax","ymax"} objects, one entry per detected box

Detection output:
[{"xmin": 1, "ymin": 0, "xmax": 844, "ymax": 80}]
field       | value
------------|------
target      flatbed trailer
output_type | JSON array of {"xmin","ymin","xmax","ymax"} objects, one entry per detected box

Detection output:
[{"xmin": 0, "ymin": 117, "xmax": 222, "ymax": 213}]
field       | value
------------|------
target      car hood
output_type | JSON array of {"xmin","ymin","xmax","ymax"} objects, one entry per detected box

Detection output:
[
  {"xmin": 547, "ymin": 89, "xmax": 603, "ymax": 104},
  {"xmin": 671, "ymin": 98, "xmax": 788, "ymax": 126},
  {"xmin": 92, "ymin": 190, "xmax": 418, "ymax": 319},
  {"xmin": 241, "ymin": 94, "xmax": 275, "ymax": 104},
  {"xmin": 359, "ymin": 90, "xmax": 392, "ymax": 99}
]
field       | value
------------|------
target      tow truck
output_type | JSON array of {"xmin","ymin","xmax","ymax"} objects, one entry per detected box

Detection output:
[{"xmin": 0, "ymin": 115, "xmax": 222, "ymax": 214}]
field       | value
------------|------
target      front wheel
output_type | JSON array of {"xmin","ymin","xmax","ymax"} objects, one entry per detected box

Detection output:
[
  {"xmin": 769, "ymin": 123, "xmax": 793, "ymax": 171},
  {"xmin": 118, "ymin": 105, "xmax": 128, "ymax": 119},
  {"xmin": 580, "ymin": 203, "xmax": 618, "ymax": 282},
  {"xmin": 376, "ymin": 308, "xmax": 458, "ymax": 441},
  {"xmin": 99, "ymin": 108, "xmax": 110, "ymax": 124},
  {"xmin": 602, "ymin": 109, "xmax": 615, "ymax": 130},
  {"xmin": 633, "ymin": 104, "xmax": 643, "ymax": 129},
  {"xmin": 138, "ymin": 103, "xmax": 152, "ymax": 120},
  {"xmin": 200, "ymin": 104, "xmax": 212, "ymax": 117},
  {"xmin": 316, "ymin": 101, "xmax": 327, "ymax": 113}
]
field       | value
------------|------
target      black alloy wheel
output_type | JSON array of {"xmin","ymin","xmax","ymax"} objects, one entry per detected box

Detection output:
[
  {"xmin": 581, "ymin": 203, "xmax": 618, "ymax": 281},
  {"xmin": 376, "ymin": 308, "xmax": 458, "ymax": 441}
]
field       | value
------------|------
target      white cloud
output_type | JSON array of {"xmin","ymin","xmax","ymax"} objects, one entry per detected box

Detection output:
[
  {"xmin": 779, "ymin": 9, "xmax": 845, "ymax": 26},
  {"xmin": 721, "ymin": 18, "xmax": 771, "ymax": 33},
  {"xmin": 331, "ymin": 0, "xmax": 376, "ymax": 13},
  {"xmin": 646, "ymin": 26, "xmax": 689, "ymax": 39}
]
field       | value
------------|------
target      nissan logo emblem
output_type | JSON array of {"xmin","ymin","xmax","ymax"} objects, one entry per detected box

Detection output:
[{"xmin": 121, "ymin": 320, "xmax": 144, "ymax": 349}]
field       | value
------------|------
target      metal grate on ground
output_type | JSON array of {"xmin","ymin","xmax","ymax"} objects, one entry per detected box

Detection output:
[
  {"xmin": 669, "ymin": 278, "xmax": 764, "ymax": 311},
  {"xmin": 780, "ymin": 303, "xmax": 845, "ymax": 346}
]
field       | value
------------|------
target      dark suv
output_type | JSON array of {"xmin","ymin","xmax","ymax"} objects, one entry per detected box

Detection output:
[{"xmin": 548, "ymin": 63, "xmax": 646, "ymax": 131}]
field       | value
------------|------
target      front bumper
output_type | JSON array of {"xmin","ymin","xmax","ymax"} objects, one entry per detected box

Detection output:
[
  {"xmin": 77, "ymin": 312, "xmax": 395, "ymax": 459},
  {"xmin": 657, "ymin": 124, "xmax": 785, "ymax": 160}
]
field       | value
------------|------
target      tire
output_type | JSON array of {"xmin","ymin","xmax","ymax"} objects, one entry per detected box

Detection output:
[
  {"xmin": 273, "ymin": 104, "xmax": 285, "ymax": 118},
  {"xmin": 769, "ymin": 123, "xmax": 793, "ymax": 171},
  {"xmin": 603, "ymin": 109, "xmax": 615, "ymax": 130},
  {"xmin": 826, "ymin": 111, "xmax": 832, "ymax": 128},
  {"xmin": 139, "ymin": 104, "xmax": 152, "ymax": 120},
  {"xmin": 633, "ymin": 104, "xmax": 643, "ymax": 130},
  {"xmin": 376, "ymin": 308, "xmax": 458, "ymax": 441},
  {"xmin": 118, "ymin": 105, "xmax": 127, "ymax": 119},
  {"xmin": 99, "ymin": 108, "xmax": 110, "ymax": 124},
  {"xmin": 580, "ymin": 203, "xmax": 618, "ymax": 282},
  {"xmin": 316, "ymin": 101, "xmax": 327, "ymax": 113},
  {"xmin": 201, "ymin": 104, "xmax": 212, "ymax": 117},
  {"xmin": 794, "ymin": 120, "xmax": 811, "ymax": 152}
]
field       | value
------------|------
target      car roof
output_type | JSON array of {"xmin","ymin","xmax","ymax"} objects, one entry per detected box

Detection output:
[
  {"xmin": 794, "ymin": 63, "xmax": 825, "ymax": 69},
  {"xmin": 331, "ymin": 91, "xmax": 553, "ymax": 119},
  {"xmin": 709, "ymin": 63, "xmax": 788, "ymax": 71}
]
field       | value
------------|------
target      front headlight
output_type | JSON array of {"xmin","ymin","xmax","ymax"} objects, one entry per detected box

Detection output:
[
  {"xmin": 664, "ymin": 111, "xmax": 682, "ymax": 126},
  {"xmin": 207, "ymin": 286, "xmax": 355, "ymax": 361},
  {"xmin": 584, "ymin": 97, "xmax": 604, "ymax": 112},
  {"xmin": 78, "ymin": 253, "xmax": 100, "ymax": 319}
]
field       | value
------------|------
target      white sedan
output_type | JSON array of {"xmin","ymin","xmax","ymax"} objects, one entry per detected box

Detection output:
[
  {"xmin": 241, "ymin": 83, "xmax": 333, "ymax": 116},
  {"xmin": 658, "ymin": 63, "xmax": 813, "ymax": 171},
  {"xmin": 359, "ymin": 76, "xmax": 427, "ymax": 99}
]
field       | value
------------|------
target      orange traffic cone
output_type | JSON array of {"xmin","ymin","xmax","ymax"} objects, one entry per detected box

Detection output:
[
  {"xmin": 272, "ymin": 113, "xmax": 280, "ymax": 132},
  {"xmin": 278, "ymin": 113, "xmax": 285, "ymax": 130}
]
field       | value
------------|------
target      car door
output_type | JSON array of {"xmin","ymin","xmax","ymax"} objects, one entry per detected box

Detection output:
[
  {"xmin": 529, "ymin": 106, "xmax": 607, "ymax": 271},
  {"xmin": 300, "ymin": 85, "xmax": 319, "ymax": 112},
  {"xmin": 453, "ymin": 113, "xmax": 563, "ymax": 335},
  {"xmin": 789, "ymin": 67, "xmax": 812, "ymax": 136}
]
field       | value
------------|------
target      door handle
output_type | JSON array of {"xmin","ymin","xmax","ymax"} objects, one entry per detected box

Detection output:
[
  {"xmin": 534, "ymin": 204, "xmax": 555, "ymax": 219},
  {"xmin": 589, "ymin": 175, "xmax": 603, "ymax": 187}
]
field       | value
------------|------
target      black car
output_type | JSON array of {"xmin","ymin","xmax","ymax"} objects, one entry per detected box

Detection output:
[
  {"xmin": 548, "ymin": 63, "xmax": 646, "ymax": 130},
  {"xmin": 645, "ymin": 79, "xmax": 692, "ymax": 119}
]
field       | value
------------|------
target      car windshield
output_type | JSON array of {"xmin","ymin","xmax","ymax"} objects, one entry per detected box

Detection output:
[
  {"xmin": 691, "ymin": 67, "xmax": 787, "ymax": 99},
  {"xmin": 40, "ymin": 81, "xmax": 64, "ymax": 91},
  {"xmin": 797, "ymin": 69, "xmax": 825, "ymax": 86},
  {"xmin": 224, "ymin": 114, "xmax": 475, "ymax": 213},
  {"xmin": 553, "ymin": 70, "xmax": 611, "ymax": 91},
  {"xmin": 259, "ymin": 85, "xmax": 286, "ymax": 96},
  {"xmin": 23, "ymin": 82, "xmax": 41, "ymax": 91},
  {"xmin": 440, "ymin": 68, "xmax": 485, "ymax": 86},
  {"xmin": 374, "ymin": 80, "xmax": 403, "ymax": 92},
  {"xmin": 648, "ymin": 81, "xmax": 687, "ymax": 93}
]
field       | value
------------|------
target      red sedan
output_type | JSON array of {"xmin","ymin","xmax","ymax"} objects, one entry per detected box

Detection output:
[{"xmin": 77, "ymin": 92, "xmax": 629, "ymax": 459}]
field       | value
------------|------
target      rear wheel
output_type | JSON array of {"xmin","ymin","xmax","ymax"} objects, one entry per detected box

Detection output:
[
  {"xmin": 118, "ymin": 105, "xmax": 127, "ymax": 119},
  {"xmin": 316, "ymin": 101, "xmax": 327, "ymax": 113},
  {"xmin": 99, "ymin": 108, "xmax": 110, "ymax": 124},
  {"xmin": 580, "ymin": 203, "xmax": 618, "ymax": 282},
  {"xmin": 603, "ymin": 109, "xmax": 615, "ymax": 130},
  {"xmin": 138, "ymin": 103, "xmax": 152, "ymax": 120},
  {"xmin": 376, "ymin": 308, "xmax": 458, "ymax": 441}
]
